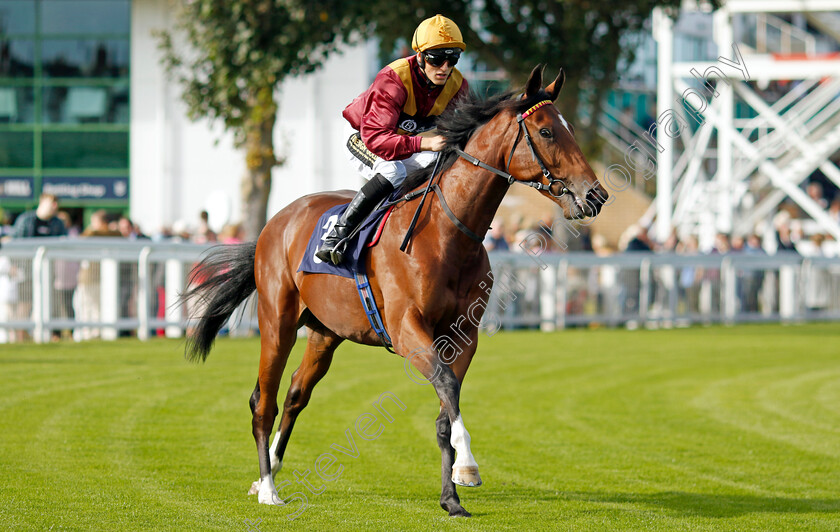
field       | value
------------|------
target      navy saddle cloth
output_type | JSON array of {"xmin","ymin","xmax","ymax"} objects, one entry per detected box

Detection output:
[{"xmin": 298, "ymin": 202, "xmax": 391, "ymax": 278}]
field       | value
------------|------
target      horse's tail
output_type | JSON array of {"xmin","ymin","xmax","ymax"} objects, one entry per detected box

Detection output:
[{"xmin": 181, "ymin": 241, "xmax": 258, "ymax": 362}]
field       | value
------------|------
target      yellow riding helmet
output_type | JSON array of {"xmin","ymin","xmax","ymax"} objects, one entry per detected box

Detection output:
[{"xmin": 411, "ymin": 14, "xmax": 466, "ymax": 53}]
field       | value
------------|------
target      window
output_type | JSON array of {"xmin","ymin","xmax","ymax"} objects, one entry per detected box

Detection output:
[
  {"xmin": 0, "ymin": 0, "xmax": 130, "ymax": 209},
  {"xmin": 41, "ymin": 0, "xmax": 129, "ymax": 35},
  {"xmin": 0, "ymin": 0, "xmax": 35, "ymax": 35}
]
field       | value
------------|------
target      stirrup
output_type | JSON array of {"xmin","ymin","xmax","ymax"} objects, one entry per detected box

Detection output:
[
  {"xmin": 326, "ymin": 239, "xmax": 348, "ymax": 265},
  {"xmin": 329, "ymin": 247, "xmax": 344, "ymax": 265},
  {"xmin": 316, "ymin": 232, "xmax": 349, "ymax": 265}
]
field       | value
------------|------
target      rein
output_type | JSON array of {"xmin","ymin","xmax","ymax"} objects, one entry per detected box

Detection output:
[{"xmin": 397, "ymin": 99, "xmax": 572, "ymax": 246}]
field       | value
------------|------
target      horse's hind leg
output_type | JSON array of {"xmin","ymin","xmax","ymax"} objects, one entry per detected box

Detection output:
[
  {"xmin": 247, "ymin": 378, "xmax": 277, "ymax": 495},
  {"xmin": 269, "ymin": 321, "xmax": 342, "ymax": 476},
  {"xmin": 252, "ymin": 295, "xmax": 299, "ymax": 506}
]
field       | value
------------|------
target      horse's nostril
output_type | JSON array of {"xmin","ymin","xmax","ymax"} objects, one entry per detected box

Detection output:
[
  {"xmin": 590, "ymin": 186, "xmax": 608, "ymax": 203},
  {"xmin": 583, "ymin": 188, "xmax": 606, "ymax": 216},
  {"xmin": 586, "ymin": 187, "xmax": 607, "ymax": 207}
]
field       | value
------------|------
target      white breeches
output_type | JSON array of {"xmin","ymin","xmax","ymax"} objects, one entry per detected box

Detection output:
[{"xmin": 348, "ymin": 149, "xmax": 439, "ymax": 187}]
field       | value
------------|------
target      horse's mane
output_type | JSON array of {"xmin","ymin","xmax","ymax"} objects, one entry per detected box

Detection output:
[{"xmin": 397, "ymin": 89, "xmax": 553, "ymax": 195}]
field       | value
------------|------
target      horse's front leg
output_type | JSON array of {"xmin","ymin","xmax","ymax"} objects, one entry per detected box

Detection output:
[
  {"xmin": 435, "ymin": 408, "xmax": 466, "ymax": 516},
  {"xmin": 446, "ymin": 334, "xmax": 481, "ymax": 491},
  {"xmin": 399, "ymin": 312, "xmax": 480, "ymax": 517}
]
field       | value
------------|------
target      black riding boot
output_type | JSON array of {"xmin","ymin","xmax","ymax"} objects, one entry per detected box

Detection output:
[{"xmin": 316, "ymin": 174, "xmax": 394, "ymax": 265}]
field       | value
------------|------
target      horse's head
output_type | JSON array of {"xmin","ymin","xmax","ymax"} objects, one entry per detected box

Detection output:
[{"xmin": 504, "ymin": 66, "xmax": 609, "ymax": 220}]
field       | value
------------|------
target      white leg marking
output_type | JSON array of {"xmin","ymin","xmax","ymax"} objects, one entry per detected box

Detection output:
[
  {"xmin": 257, "ymin": 474, "xmax": 284, "ymax": 505},
  {"xmin": 269, "ymin": 431, "xmax": 283, "ymax": 477},
  {"xmin": 450, "ymin": 414, "xmax": 478, "ymax": 468}
]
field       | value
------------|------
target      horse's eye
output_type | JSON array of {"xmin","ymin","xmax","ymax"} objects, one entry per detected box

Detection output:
[{"xmin": 539, "ymin": 128, "xmax": 553, "ymax": 139}]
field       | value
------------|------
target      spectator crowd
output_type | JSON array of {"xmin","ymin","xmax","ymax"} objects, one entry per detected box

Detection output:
[
  {"xmin": 1, "ymin": 180, "xmax": 838, "ymax": 342},
  {"xmin": 481, "ymin": 183, "xmax": 840, "ymax": 260},
  {"xmin": 0, "ymin": 195, "xmax": 244, "ymax": 342}
]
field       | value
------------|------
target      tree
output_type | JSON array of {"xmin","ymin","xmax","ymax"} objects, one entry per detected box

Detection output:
[
  {"xmin": 368, "ymin": 1, "xmax": 719, "ymax": 155},
  {"xmin": 157, "ymin": 1, "xmax": 368, "ymax": 239}
]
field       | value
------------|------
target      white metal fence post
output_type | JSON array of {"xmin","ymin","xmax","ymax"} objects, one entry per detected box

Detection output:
[
  {"xmin": 722, "ymin": 257, "xmax": 737, "ymax": 324},
  {"xmin": 32, "ymin": 247, "xmax": 47, "ymax": 343},
  {"xmin": 640, "ymin": 258, "xmax": 651, "ymax": 323},
  {"xmin": 165, "ymin": 258, "xmax": 184, "ymax": 338},
  {"xmin": 540, "ymin": 262, "xmax": 557, "ymax": 332},
  {"xmin": 557, "ymin": 260, "xmax": 568, "ymax": 330},
  {"xmin": 100, "ymin": 257, "xmax": 119, "ymax": 340},
  {"xmin": 137, "ymin": 247, "xmax": 152, "ymax": 341},
  {"xmin": 779, "ymin": 264, "xmax": 796, "ymax": 321}
]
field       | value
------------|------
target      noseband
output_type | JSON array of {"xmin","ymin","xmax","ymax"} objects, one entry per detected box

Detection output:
[{"xmin": 453, "ymin": 99, "xmax": 570, "ymax": 198}]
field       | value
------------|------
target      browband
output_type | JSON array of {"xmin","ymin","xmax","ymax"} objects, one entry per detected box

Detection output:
[{"xmin": 519, "ymin": 100, "xmax": 552, "ymax": 120}]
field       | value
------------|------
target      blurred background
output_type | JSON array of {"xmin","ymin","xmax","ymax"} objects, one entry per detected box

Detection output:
[{"xmin": 1, "ymin": 0, "xmax": 840, "ymax": 341}]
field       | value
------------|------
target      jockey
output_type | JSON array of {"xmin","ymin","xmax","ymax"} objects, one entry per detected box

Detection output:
[{"xmin": 316, "ymin": 14, "xmax": 469, "ymax": 265}]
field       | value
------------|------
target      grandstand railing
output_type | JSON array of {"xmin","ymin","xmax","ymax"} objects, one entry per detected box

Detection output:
[
  {"xmin": 0, "ymin": 238, "xmax": 258, "ymax": 344},
  {"xmin": 486, "ymin": 251, "xmax": 840, "ymax": 330},
  {"xmin": 1, "ymin": 239, "xmax": 839, "ymax": 343}
]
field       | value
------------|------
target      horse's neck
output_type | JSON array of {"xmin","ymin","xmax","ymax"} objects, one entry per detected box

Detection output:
[{"xmin": 434, "ymin": 142, "xmax": 511, "ymax": 249}]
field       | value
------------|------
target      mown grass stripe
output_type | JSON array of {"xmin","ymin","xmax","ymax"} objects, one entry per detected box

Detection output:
[{"xmin": 1, "ymin": 324, "xmax": 839, "ymax": 530}]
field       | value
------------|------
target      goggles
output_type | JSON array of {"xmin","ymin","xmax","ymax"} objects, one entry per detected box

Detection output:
[{"xmin": 423, "ymin": 49, "xmax": 460, "ymax": 68}]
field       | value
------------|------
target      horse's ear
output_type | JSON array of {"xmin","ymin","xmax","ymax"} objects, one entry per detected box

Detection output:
[
  {"xmin": 523, "ymin": 65, "xmax": 543, "ymax": 100},
  {"xmin": 545, "ymin": 69, "xmax": 565, "ymax": 102}
]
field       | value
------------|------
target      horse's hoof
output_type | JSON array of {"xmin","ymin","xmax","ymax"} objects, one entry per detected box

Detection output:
[
  {"xmin": 248, "ymin": 480, "xmax": 260, "ymax": 495},
  {"xmin": 441, "ymin": 500, "xmax": 471, "ymax": 517},
  {"xmin": 451, "ymin": 465, "xmax": 482, "ymax": 487},
  {"xmin": 257, "ymin": 490, "xmax": 285, "ymax": 506}
]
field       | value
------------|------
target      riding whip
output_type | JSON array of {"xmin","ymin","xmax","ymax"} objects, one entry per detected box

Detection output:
[{"xmin": 400, "ymin": 151, "xmax": 444, "ymax": 252}]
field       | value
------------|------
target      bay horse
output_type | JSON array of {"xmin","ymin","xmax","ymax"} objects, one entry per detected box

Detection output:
[{"xmin": 183, "ymin": 65, "xmax": 608, "ymax": 517}]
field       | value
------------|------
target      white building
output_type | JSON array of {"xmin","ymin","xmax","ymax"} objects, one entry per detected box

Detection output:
[
  {"xmin": 0, "ymin": 0, "xmax": 376, "ymax": 237},
  {"xmin": 131, "ymin": 0, "xmax": 374, "ymax": 236}
]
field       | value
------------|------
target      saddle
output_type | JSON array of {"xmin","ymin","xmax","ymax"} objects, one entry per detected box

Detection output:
[{"xmin": 297, "ymin": 201, "xmax": 394, "ymax": 279}]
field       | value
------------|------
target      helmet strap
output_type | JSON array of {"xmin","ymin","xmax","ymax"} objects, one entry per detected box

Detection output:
[{"xmin": 415, "ymin": 53, "xmax": 437, "ymax": 89}]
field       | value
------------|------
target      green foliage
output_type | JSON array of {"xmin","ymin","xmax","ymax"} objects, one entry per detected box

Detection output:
[
  {"xmin": 157, "ymin": 1, "xmax": 372, "ymax": 237},
  {"xmin": 371, "ymin": 1, "xmax": 672, "ymax": 83},
  {"xmin": 157, "ymin": 0, "xmax": 368, "ymax": 146},
  {"xmin": 367, "ymin": 1, "xmax": 720, "ymax": 154},
  {"xmin": 2, "ymin": 324, "xmax": 840, "ymax": 530}
]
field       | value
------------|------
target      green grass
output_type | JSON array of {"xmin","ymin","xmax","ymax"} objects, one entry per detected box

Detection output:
[{"xmin": 1, "ymin": 324, "xmax": 840, "ymax": 530}]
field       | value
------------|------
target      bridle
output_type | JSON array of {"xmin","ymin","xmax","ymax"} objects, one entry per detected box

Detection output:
[
  {"xmin": 397, "ymin": 99, "xmax": 574, "ymax": 248},
  {"xmin": 453, "ymin": 99, "xmax": 571, "ymax": 198}
]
